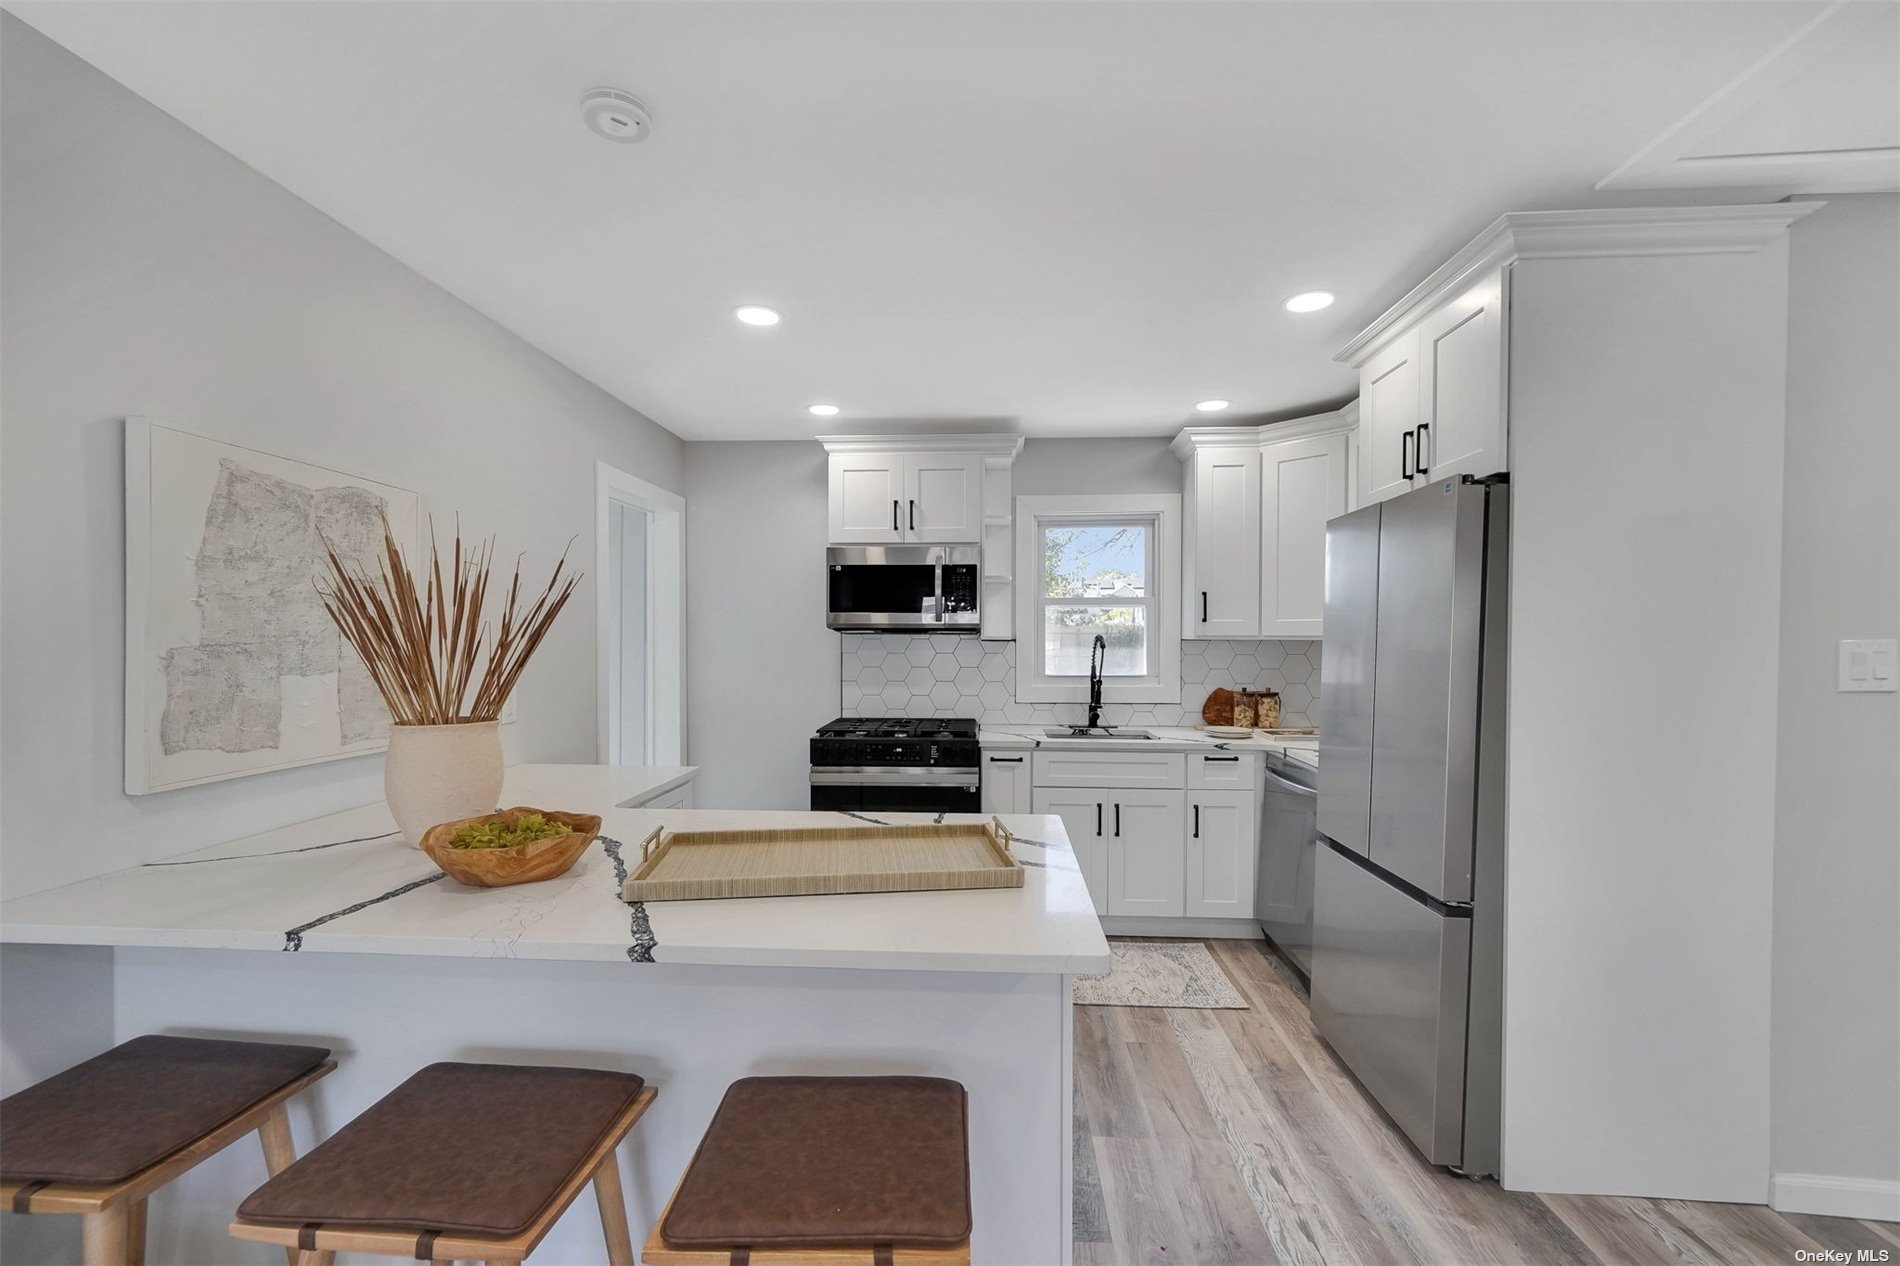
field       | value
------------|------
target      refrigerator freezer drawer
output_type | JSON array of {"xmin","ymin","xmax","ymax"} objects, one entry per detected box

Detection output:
[{"xmin": 1309, "ymin": 842, "xmax": 1472, "ymax": 1166}]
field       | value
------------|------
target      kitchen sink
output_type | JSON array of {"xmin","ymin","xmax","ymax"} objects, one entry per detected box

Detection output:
[{"xmin": 1041, "ymin": 727, "xmax": 1158, "ymax": 740}]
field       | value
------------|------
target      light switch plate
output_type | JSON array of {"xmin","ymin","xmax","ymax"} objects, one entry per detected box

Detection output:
[{"xmin": 1838, "ymin": 639, "xmax": 1898, "ymax": 692}]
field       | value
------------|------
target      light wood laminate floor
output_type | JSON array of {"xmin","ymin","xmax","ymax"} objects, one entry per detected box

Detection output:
[{"xmin": 1074, "ymin": 937, "xmax": 1899, "ymax": 1266}]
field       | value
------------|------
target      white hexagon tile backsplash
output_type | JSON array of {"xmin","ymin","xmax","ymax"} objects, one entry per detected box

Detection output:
[{"xmin": 838, "ymin": 633, "xmax": 1319, "ymax": 729}]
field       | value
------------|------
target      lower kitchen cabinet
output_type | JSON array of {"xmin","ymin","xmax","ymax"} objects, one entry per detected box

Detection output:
[
  {"xmin": 981, "ymin": 751, "xmax": 1032, "ymax": 815},
  {"xmin": 1106, "ymin": 789, "xmax": 1187, "ymax": 917},
  {"xmin": 1031, "ymin": 787, "xmax": 1110, "ymax": 912},
  {"xmin": 1013, "ymin": 748, "xmax": 1260, "ymax": 924},
  {"xmin": 1185, "ymin": 789, "xmax": 1257, "ymax": 918}
]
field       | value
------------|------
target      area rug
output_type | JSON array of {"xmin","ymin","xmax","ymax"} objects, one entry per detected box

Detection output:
[{"xmin": 1074, "ymin": 942, "xmax": 1248, "ymax": 1009}]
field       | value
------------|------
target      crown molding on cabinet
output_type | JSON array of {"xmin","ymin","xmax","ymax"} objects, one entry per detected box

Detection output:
[
  {"xmin": 1169, "ymin": 401, "xmax": 1358, "ymax": 459},
  {"xmin": 1334, "ymin": 202, "xmax": 1827, "ymax": 367},
  {"xmin": 818, "ymin": 433, "xmax": 1025, "ymax": 458}
]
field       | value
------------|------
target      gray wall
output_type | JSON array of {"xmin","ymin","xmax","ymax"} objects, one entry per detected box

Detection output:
[
  {"xmin": 1771, "ymin": 193, "xmax": 1900, "ymax": 1198},
  {"xmin": 683, "ymin": 442, "xmax": 836, "ymax": 809},
  {"xmin": 0, "ymin": 18, "xmax": 685, "ymax": 898}
]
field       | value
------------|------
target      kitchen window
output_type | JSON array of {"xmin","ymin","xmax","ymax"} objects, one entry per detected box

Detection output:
[{"xmin": 1014, "ymin": 493, "xmax": 1181, "ymax": 703}]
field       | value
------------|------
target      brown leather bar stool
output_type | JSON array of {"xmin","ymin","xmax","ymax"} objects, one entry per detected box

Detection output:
[
  {"xmin": 227, "ymin": 1061, "xmax": 654, "ymax": 1266},
  {"xmin": 644, "ymin": 1076, "xmax": 971, "ymax": 1266},
  {"xmin": 1, "ymin": 1034, "xmax": 336, "ymax": 1266}
]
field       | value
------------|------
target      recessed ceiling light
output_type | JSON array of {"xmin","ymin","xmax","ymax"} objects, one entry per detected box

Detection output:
[
  {"xmin": 807, "ymin": 403, "xmax": 841, "ymax": 417},
  {"xmin": 1284, "ymin": 290, "xmax": 1335, "ymax": 313},
  {"xmin": 734, "ymin": 305, "xmax": 781, "ymax": 326},
  {"xmin": 1195, "ymin": 399, "xmax": 1231, "ymax": 412}
]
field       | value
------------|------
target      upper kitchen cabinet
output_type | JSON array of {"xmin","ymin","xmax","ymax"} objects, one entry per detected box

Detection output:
[
  {"xmin": 1181, "ymin": 440, "xmax": 1261, "ymax": 638},
  {"xmin": 1172, "ymin": 405, "xmax": 1355, "ymax": 640},
  {"xmin": 1260, "ymin": 417, "xmax": 1350, "ymax": 638},
  {"xmin": 822, "ymin": 440, "xmax": 1002, "ymax": 545},
  {"xmin": 903, "ymin": 452, "xmax": 983, "ymax": 542},
  {"xmin": 827, "ymin": 450, "xmax": 907, "ymax": 543},
  {"xmin": 1341, "ymin": 267, "xmax": 1508, "ymax": 506}
]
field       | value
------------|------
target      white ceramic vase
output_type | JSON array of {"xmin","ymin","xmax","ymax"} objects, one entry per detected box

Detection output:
[{"xmin": 384, "ymin": 720, "xmax": 504, "ymax": 847}]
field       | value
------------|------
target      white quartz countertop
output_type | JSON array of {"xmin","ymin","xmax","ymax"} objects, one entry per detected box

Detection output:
[
  {"xmin": 0, "ymin": 765, "xmax": 1109, "ymax": 975},
  {"xmin": 980, "ymin": 725, "xmax": 1318, "ymax": 766}
]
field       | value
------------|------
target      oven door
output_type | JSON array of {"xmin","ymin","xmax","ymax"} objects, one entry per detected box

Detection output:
[
  {"xmin": 826, "ymin": 545, "xmax": 980, "ymax": 631},
  {"xmin": 809, "ymin": 767, "xmax": 982, "ymax": 815}
]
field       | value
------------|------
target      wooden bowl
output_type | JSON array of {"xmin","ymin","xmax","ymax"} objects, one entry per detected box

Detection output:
[{"xmin": 419, "ymin": 807, "xmax": 603, "ymax": 888}]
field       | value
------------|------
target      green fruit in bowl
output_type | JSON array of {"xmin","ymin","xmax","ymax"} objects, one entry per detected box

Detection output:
[{"xmin": 446, "ymin": 812, "xmax": 571, "ymax": 850}]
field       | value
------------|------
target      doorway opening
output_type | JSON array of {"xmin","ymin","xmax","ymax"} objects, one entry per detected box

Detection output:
[{"xmin": 595, "ymin": 462, "xmax": 683, "ymax": 766}]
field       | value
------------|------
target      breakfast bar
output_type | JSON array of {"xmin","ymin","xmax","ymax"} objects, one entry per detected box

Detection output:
[{"xmin": 0, "ymin": 766, "xmax": 1110, "ymax": 1265}]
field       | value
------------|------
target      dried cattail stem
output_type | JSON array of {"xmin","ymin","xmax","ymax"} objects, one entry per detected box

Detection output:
[{"xmin": 317, "ymin": 515, "xmax": 580, "ymax": 727}]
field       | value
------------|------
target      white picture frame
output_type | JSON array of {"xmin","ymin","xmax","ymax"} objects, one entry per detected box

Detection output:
[{"xmin": 124, "ymin": 418, "xmax": 424, "ymax": 794}]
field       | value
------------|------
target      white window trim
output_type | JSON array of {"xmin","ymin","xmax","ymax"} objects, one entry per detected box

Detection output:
[
  {"xmin": 595, "ymin": 462, "xmax": 685, "ymax": 765},
  {"xmin": 1014, "ymin": 493, "xmax": 1181, "ymax": 704}
]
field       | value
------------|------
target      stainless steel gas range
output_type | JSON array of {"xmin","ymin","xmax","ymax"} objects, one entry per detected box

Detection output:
[{"xmin": 808, "ymin": 717, "xmax": 981, "ymax": 815}]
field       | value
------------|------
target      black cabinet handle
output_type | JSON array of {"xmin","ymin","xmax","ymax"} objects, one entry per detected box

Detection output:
[
  {"xmin": 1415, "ymin": 423, "xmax": 1430, "ymax": 475},
  {"xmin": 1095, "ymin": 803, "xmax": 1103, "ymax": 837},
  {"xmin": 909, "ymin": 500, "xmax": 916, "ymax": 531},
  {"xmin": 1114, "ymin": 803, "xmax": 1122, "ymax": 837},
  {"xmin": 1204, "ymin": 754, "xmax": 1240, "ymax": 762},
  {"xmin": 1201, "ymin": 591, "xmax": 1209, "ymax": 623},
  {"xmin": 1193, "ymin": 804, "xmax": 1200, "ymax": 838},
  {"xmin": 987, "ymin": 755, "xmax": 1023, "ymax": 763},
  {"xmin": 1401, "ymin": 429, "xmax": 1415, "ymax": 481},
  {"xmin": 892, "ymin": 500, "xmax": 899, "ymax": 531}
]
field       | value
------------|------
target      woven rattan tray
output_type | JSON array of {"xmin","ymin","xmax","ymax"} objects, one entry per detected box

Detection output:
[{"xmin": 620, "ymin": 817, "xmax": 1025, "ymax": 902}]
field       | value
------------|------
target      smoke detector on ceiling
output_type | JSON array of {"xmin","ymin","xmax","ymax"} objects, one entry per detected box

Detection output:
[{"xmin": 581, "ymin": 88, "xmax": 652, "ymax": 143}]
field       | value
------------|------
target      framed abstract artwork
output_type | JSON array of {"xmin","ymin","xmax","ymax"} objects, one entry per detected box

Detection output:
[{"xmin": 124, "ymin": 419, "xmax": 423, "ymax": 794}]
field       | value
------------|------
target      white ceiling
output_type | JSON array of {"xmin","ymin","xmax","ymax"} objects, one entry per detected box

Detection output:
[{"xmin": 7, "ymin": 1, "xmax": 1883, "ymax": 440}]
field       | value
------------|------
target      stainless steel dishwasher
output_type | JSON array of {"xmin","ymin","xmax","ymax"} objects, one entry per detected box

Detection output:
[{"xmin": 1257, "ymin": 751, "xmax": 1318, "ymax": 978}]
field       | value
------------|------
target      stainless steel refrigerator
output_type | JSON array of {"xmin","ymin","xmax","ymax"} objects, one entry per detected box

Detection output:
[{"xmin": 1313, "ymin": 474, "xmax": 1507, "ymax": 1177}]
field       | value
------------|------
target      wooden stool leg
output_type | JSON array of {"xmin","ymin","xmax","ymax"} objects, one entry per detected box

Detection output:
[
  {"xmin": 256, "ymin": 1105, "xmax": 301, "ymax": 1266},
  {"xmin": 124, "ymin": 1197, "xmax": 148, "ymax": 1266},
  {"xmin": 81, "ymin": 1204, "xmax": 129, "ymax": 1266},
  {"xmin": 293, "ymin": 1253, "xmax": 335, "ymax": 1266},
  {"xmin": 591, "ymin": 1148, "xmax": 635, "ymax": 1266}
]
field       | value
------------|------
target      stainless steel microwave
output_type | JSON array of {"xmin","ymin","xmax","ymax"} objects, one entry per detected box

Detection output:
[{"xmin": 826, "ymin": 545, "xmax": 980, "ymax": 631}]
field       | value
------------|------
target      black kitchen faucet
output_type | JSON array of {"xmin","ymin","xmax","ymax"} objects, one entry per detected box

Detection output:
[{"xmin": 1085, "ymin": 633, "xmax": 1106, "ymax": 730}]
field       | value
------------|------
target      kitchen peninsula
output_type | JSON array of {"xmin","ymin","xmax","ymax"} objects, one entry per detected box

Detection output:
[{"xmin": 0, "ymin": 765, "xmax": 1109, "ymax": 1265}]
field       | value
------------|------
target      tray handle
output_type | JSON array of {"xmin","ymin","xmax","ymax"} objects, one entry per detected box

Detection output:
[
  {"xmin": 990, "ymin": 815, "xmax": 1013, "ymax": 859},
  {"xmin": 640, "ymin": 825, "xmax": 664, "ymax": 863}
]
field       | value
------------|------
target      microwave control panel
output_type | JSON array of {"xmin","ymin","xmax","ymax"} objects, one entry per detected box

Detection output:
[{"xmin": 942, "ymin": 566, "xmax": 978, "ymax": 614}]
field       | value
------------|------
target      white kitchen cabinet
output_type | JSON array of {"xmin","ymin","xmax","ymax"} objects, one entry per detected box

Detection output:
[
  {"xmin": 827, "ymin": 452, "xmax": 906, "ymax": 544},
  {"xmin": 1260, "ymin": 429, "xmax": 1348, "ymax": 638},
  {"xmin": 1416, "ymin": 272, "xmax": 1507, "ymax": 485},
  {"xmin": 1032, "ymin": 749, "xmax": 1185, "ymax": 790},
  {"xmin": 1183, "ymin": 444, "xmax": 1261, "ymax": 638},
  {"xmin": 1357, "ymin": 329, "xmax": 1422, "ymax": 506},
  {"xmin": 1348, "ymin": 269, "xmax": 1508, "ymax": 506},
  {"xmin": 1032, "ymin": 787, "xmax": 1109, "ymax": 913},
  {"xmin": 1185, "ymin": 789, "xmax": 1257, "ymax": 919},
  {"xmin": 825, "ymin": 450, "xmax": 984, "ymax": 545},
  {"xmin": 981, "ymin": 751, "xmax": 1031, "ymax": 815},
  {"xmin": 1106, "ymin": 789, "xmax": 1187, "ymax": 917},
  {"xmin": 1185, "ymin": 750, "xmax": 1258, "ymax": 791},
  {"xmin": 904, "ymin": 453, "xmax": 983, "ymax": 543},
  {"xmin": 1174, "ymin": 409, "xmax": 1355, "ymax": 640}
]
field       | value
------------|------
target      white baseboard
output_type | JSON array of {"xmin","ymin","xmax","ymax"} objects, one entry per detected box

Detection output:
[
  {"xmin": 1771, "ymin": 1172, "xmax": 1900, "ymax": 1221},
  {"xmin": 1099, "ymin": 916, "xmax": 1264, "ymax": 940}
]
